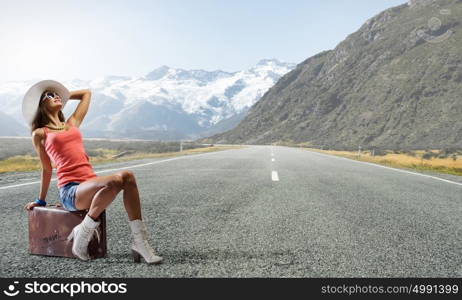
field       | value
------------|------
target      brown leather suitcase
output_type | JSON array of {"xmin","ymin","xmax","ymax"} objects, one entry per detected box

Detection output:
[{"xmin": 28, "ymin": 204, "xmax": 107, "ymax": 259}]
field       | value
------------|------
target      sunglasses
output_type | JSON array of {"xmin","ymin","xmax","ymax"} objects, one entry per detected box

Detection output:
[{"xmin": 41, "ymin": 91, "xmax": 61, "ymax": 102}]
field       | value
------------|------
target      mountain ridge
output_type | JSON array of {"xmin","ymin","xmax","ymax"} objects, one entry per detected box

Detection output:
[
  {"xmin": 204, "ymin": 0, "xmax": 462, "ymax": 150},
  {"xmin": 0, "ymin": 58, "xmax": 295, "ymax": 139}
]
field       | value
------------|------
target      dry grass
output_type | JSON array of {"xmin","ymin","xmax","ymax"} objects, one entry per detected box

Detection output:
[
  {"xmin": 0, "ymin": 145, "xmax": 243, "ymax": 173},
  {"xmin": 303, "ymin": 148, "xmax": 462, "ymax": 176},
  {"xmin": 0, "ymin": 155, "xmax": 41, "ymax": 173}
]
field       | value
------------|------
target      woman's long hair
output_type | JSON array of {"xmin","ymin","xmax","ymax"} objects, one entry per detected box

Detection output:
[{"xmin": 30, "ymin": 91, "xmax": 65, "ymax": 135}]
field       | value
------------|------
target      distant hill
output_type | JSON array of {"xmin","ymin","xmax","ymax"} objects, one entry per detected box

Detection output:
[
  {"xmin": 0, "ymin": 111, "xmax": 29, "ymax": 136},
  {"xmin": 204, "ymin": 0, "xmax": 462, "ymax": 150}
]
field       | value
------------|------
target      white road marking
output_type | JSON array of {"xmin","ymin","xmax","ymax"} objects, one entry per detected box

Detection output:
[
  {"xmin": 272, "ymin": 171, "xmax": 279, "ymax": 181},
  {"xmin": 0, "ymin": 149, "xmax": 231, "ymax": 190},
  {"xmin": 305, "ymin": 149, "xmax": 462, "ymax": 187}
]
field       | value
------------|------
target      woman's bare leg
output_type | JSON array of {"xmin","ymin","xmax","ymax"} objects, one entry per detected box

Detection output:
[
  {"xmin": 74, "ymin": 170, "xmax": 142, "ymax": 221},
  {"xmin": 120, "ymin": 171, "xmax": 142, "ymax": 221}
]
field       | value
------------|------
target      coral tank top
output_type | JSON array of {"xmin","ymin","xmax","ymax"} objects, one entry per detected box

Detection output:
[{"xmin": 43, "ymin": 123, "xmax": 97, "ymax": 188}]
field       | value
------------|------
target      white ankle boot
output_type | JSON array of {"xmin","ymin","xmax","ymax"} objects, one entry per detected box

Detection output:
[
  {"xmin": 67, "ymin": 214, "xmax": 101, "ymax": 261},
  {"xmin": 129, "ymin": 219, "xmax": 163, "ymax": 264}
]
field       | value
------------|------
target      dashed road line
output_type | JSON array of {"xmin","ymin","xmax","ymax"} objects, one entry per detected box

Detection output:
[{"xmin": 272, "ymin": 171, "xmax": 279, "ymax": 181}]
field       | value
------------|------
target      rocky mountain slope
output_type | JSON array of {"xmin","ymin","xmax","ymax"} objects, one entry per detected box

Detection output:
[{"xmin": 205, "ymin": 0, "xmax": 462, "ymax": 150}]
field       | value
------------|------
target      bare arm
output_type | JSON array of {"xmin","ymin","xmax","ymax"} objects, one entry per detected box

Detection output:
[
  {"xmin": 24, "ymin": 130, "xmax": 53, "ymax": 211},
  {"xmin": 67, "ymin": 89, "xmax": 92, "ymax": 128}
]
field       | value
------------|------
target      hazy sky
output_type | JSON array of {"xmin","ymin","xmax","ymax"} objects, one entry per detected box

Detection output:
[{"xmin": 1, "ymin": 0, "xmax": 407, "ymax": 82}]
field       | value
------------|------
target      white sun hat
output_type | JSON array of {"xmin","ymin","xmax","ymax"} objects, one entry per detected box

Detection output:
[{"xmin": 22, "ymin": 79, "xmax": 70, "ymax": 128}]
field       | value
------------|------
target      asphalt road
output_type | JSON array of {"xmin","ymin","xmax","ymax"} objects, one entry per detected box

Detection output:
[{"xmin": 1, "ymin": 146, "xmax": 461, "ymax": 277}]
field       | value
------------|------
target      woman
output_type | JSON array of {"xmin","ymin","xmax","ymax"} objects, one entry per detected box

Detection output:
[{"xmin": 22, "ymin": 80, "xmax": 162, "ymax": 264}]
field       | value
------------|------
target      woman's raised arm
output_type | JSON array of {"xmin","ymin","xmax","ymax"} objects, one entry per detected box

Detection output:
[{"xmin": 67, "ymin": 89, "xmax": 92, "ymax": 128}]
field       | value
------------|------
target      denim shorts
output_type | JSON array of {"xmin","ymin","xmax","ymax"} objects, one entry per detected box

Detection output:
[{"xmin": 59, "ymin": 181, "xmax": 80, "ymax": 211}]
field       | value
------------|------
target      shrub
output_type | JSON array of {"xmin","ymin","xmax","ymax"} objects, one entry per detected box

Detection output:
[
  {"xmin": 422, "ymin": 152, "xmax": 437, "ymax": 160},
  {"xmin": 404, "ymin": 150, "xmax": 416, "ymax": 157},
  {"xmin": 374, "ymin": 149, "xmax": 387, "ymax": 156}
]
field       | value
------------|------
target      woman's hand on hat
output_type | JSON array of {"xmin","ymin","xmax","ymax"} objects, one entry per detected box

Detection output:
[{"xmin": 24, "ymin": 201, "xmax": 40, "ymax": 211}]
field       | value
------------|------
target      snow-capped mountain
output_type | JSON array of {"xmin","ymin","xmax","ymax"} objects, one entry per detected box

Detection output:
[{"xmin": 0, "ymin": 59, "xmax": 295, "ymax": 140}]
